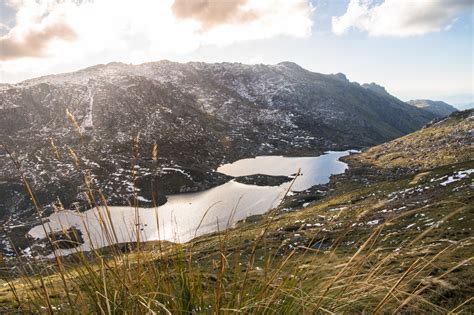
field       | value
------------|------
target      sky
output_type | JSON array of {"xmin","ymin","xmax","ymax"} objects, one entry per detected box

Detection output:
[{"xmin": 0, "ymin": 0, "xmax": 473, "ymax": 104}]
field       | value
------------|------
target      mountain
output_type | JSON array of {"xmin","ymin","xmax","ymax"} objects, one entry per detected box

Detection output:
[
  {"xmin": 455, "ymin": 102, "xmax": 474, "ymax": 111},
  {"xmin": 407, "ymin": 99, "xmax": 457, "ymax": 117},
  {"xmin": 0, "ymin": 61, "xmax": 436, "ymax": 251}
]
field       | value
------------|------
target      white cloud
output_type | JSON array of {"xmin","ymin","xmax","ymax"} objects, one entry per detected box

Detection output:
[
  {"xmin": 332, "ymin": 0, "xmax": 473, "ymax": 37},
  {"xmin": 0, "ymin": 0, "xmax": 313, "ymax": 82}
]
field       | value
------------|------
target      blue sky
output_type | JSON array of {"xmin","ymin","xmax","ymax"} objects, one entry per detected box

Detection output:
[{"xmin": 0, "ymin": 0, "xmax": 472, "ymax": 104}]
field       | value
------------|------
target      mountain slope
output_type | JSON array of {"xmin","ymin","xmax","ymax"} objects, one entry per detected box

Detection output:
[
  {"xmin": 2, "ymin": 61, "xmax": 435, "ymax": 147},
  {"xmin": 407, "ymin": 99, "xmax": 457, "ymax": 117}
]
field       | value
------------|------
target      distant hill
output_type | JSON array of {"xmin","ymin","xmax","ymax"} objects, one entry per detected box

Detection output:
[
  {"xmin": 456, "ymin": 102, "xmax": 474, "ymax": 111},
  {"xmin": 407, "ymin": 99, "xmax": 457, "ymax": 117}
]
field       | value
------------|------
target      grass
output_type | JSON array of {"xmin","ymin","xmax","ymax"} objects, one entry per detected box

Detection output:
[
  {"xmin": 0, "ymin": 111, "xmax": 472, "ymax": 313},
  {"xmin": 1, "ymin": 203, "xmax": 472, "ymax": 314},
  {"xmin": 352, "ymin": 110, "xmax": 474, "ymax": 170}
]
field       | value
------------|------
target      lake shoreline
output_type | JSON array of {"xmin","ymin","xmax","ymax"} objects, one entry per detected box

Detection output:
[{"xmin": 26, "ymin": 150, "xmax": 355, "ymax": 257}]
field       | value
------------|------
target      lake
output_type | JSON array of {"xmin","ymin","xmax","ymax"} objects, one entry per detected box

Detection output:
[{"xmin": 28, "ymin": 150, "xmax": 353, "ymax": 255}]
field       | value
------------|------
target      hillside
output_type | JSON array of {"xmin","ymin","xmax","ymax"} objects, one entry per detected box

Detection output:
[
  {"xmin": 350, "ymin": 110, "xmax": 473, "ymax": 170},
  {"xmin": 0, "ymin": 61, "xmax": 436, "ymax": 252},
  {"xmin": 407, "ymin": 99, "xmax": 457, "ymax": 117}
]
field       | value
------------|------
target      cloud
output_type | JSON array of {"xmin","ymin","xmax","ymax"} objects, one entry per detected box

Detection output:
[
  {"xmin": 172, "ymin": 0, "xmax": 258, "ymax": 30},
  {"xmin": 332, "ymin": 0, "xmax": 473, "ymax": 37},
  {"xmin": 0, "ymin": 0, "xmax": 77, "ymax": 60},
  {"xmin": 0, "ymin": 0, "xmax": 313, "ymax": 76},
  {"xmin": 0, "ymin": 20, "xmax": 76, "ymax": 60}
]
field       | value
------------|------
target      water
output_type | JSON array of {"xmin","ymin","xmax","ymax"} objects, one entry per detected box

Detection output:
[
  {"xmin": 217, "ymin": 151, "xmax": 351, "ymax": 191},
  {"xmin": 28, "ymin": 150, "xmax": 353, "ymax": 255}
]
